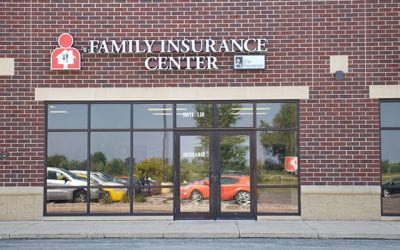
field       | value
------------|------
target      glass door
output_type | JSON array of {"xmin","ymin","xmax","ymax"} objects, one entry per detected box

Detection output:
[
  {"xmin": 216, "ymin": 132, "xmax": 255, "ymax": 219},
  {"xmin": 175, "ymin": 132, "xmax": 214, "ymax": 219},
  {"xmin": 175, "ymin": 131, "xmax": 256, "ymax": 220}
]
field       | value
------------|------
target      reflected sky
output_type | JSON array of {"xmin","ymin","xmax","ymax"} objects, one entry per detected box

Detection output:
[
  {"xmin": 382, "ymin": 131, "xmax": 400, "ymax": 163},
  {"xmin": 91, "ymin": 132, "xmax": 130, "ymax": 161},
  {"xmin": 91, "ymin": 104, "xmax": 130, "ymax": 129},
  {"xmin": 48, "ymin": 104, "xmax": 87, "ymax": 129},
  {"xmin": 133, "ymin": 132, "xmax": 173, "ymax": 163},
  {"xmin": 381, "ymin": 102, "xmax": 400, "ymax": 127},
  {"xmin": 133, "ymin": 104, "xmax": 173, "ymax": 129},
  {"xmin": 257, "ymin": 103, "xmax": 294, "ymax": 128},
  {"xmin": 47, "ymin": 132, "xmax": 87, "ymax": 161}
]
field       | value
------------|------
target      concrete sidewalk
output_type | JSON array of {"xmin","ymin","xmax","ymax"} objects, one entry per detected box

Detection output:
[{"xmin": 1, "ymin": 220, "xmax": 400, "ymax": 240}]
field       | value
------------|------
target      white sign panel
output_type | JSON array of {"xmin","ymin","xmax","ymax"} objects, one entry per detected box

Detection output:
[{"xmin": 234, "ymin": 55, "xmax": 265, "ymax": 70}]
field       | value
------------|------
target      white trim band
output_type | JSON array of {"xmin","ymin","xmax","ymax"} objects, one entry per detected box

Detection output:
[
  {"xmin": 301, "ymin": 185, "xmax": 381, "ymax": 195},
  {"xmin": 35, "ymin": 86, "xmax": 309, "ymax": 101},
  {"xmin": 370, "ymin": 85, "xmax": 400, "ymax": 99}
]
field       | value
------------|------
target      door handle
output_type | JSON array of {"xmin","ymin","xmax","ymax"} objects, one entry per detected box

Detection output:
[{"xmin": 210, "ymin": 173, "xmax": 220, "ymax": 183}]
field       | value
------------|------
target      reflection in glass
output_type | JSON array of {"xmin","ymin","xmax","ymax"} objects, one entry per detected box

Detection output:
[
  {"xmin": 257, "ymin": 131, "xmax": 297, "ymax": 185},
  {"xmin": 47, "ymin": 132, "xmax": 87, "ymax": 171},
  {"xmin": 176, "ymin": 103, "xmax": 213, "ymax": 128},
  {"xmin": 381, "ymin": 131, "xmax": 400, "ymax": 181},
  {"xmin": 257, "ymin": 188, "xmax": 298, "ymax": 213},
  {"xmin": 46, "ymin": 188, "xmax": 88, "ymax": 214},
  {"xmin": 133, "ymin": 132, "xmax": 173, "ymax": 184},
  {"xmin": 46, "ymin": 132, "xmax": 89, "ymax": 213},
  {"xmin": 220, "ymin": 135, "xmax": 251, "ymax": 213},
  {"xmin": 133, "ymin": 188, "xmax": 173, "ymax": 214},
  {"xmin": 381, "ymin": 102, "xmax": 400, "ymax": 127},
  {"xmin": 180, "ymin": 135, "xmax": 210, "ymax": 213},
  {"xmin": 381, "ymin": 129, "xmax": 400, "ymax": 215},
  {"xmin": 90, "ymin": 188, "xmax": 130, "ymax": 214},
  {"xmin": 216, "ymin": 103, "xmax": 253, "ymax": 127},
  {"xmin": 133, "ymin": 104, "xmax": 173, "ymax": 129},
  {"xmin": 47, "ymin": 104, "xmax": 87, "ymax": 129},
  {"xmin": 91, "ymin": 104, "xmax": 130, "ymax": 129},
  {"xmin": 257, "ymin": 103, "xmax": 297, "ymax": 129},
  {"xmin": 90, "ymin": 132, "xmax": 130, "ymax": 213}
]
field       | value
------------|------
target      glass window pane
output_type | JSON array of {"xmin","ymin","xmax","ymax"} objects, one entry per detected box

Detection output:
[
  {"xmin": 90, "ymin": 188, "xmax": 130, "ymax": 214},
  {"xmin": 133, "ymin": 188, "xmax": 173, "ymax": 214},
  {"xmin": 216, "ymin": 103, "xmax": 253, "ymax": 127},
  {"xmin": 133, "ymin": 104, "xmax": 173, "ymax": 129},
  {"xmin": 176, "ymin": 103, "xmax": 213, "ymax": 128},
  {"xmin": 47, "ymin": 132, "xmax": 87, "ymax": 171},
  {"xmin": 46, "ymin": 188, "xmax": 88, "ymax": 214},
  {"xmin": 381, "ymin": 102, "xmax": 400, "ymax": 127},
  {"xmin": 47, "ymin": 104, "xmax": 87, "ymax": 129},
  {"xmin": 90, "ymin": 132, "xmax": 130, "ymax": 213},
  {"xmin": 257, "ymin": 131, "xmax": 298, "ymax": 185},
  {"xmin": 91, "ymin": 104, "xmax": 130, "ymax": 129},
  {"xmin": 257, "ymin": 188, "xmax": 298, "ymax": 214},
  {"xmin": 46, "ymin": 132, "xmax": 88, "ymax": 214},
  {"xmin": 381, "ymin": 130, "xmax": 400, "ymax": 215},
  {"xmin": 257, "ymin": 103, "xmax": 297, "ymax": 129},
  {"xmin": 133, "ymin": 132, "xmax": 173, "ymax": 184}
]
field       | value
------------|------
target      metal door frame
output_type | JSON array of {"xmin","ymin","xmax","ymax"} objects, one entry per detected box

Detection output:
[{"xmin": 174, "ymin": 130, "xmax": 256, "ymax": 220}]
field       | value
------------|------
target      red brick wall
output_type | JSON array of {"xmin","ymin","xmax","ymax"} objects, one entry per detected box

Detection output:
[{"xmin": 0, "ymin": 0, "xmax": 398, "ymax": 186}]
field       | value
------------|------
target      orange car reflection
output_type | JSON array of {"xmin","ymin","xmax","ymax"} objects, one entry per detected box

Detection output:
[{"xmin": 180, "ymin": 175, "xmax": 250, "ymax": 205}]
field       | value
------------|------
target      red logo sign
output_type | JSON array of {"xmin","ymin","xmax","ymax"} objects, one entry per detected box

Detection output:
[
  {"xmin": 51, "ymin": 33, "xmax": 81, "ymax": 70},
  {"xmin": 285, "ymin": 156, "xmax": 298, "ymax": 173}
]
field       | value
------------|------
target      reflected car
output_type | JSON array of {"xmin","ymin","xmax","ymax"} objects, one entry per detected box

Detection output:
[
  {"xmin": 180, "ymin": 175, "xmax": 250, "ymax": 205},
  {"xmin": 71, "ymin": 170, "xmax": 127, "ymax": 202},
  {"xmin": 47, "ymin": 167, "xmax": 100, "ymax": 202},
  {"xmin": 382, "ymin": 178, "xmax": 400, "ymax": 198}
]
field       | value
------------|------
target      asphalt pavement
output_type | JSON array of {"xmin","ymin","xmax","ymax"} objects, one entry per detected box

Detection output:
[{"xmin": 1, "ymin": 238, "xmax": 400, "ymax": 250}]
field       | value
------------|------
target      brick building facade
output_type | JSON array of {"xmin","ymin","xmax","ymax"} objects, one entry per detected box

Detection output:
[{"xmin": 0, "ymin": 0, "xmax": 399, "ymax": 220}]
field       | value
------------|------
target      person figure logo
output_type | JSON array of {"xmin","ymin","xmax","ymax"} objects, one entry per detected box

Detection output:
[
  {"xmin": 235, "ymin": 56, "xmax": 243, "ymax": 68},
  {"xmin": 51, "ymin": 33, "xmax": 81, "ymax": 70}
]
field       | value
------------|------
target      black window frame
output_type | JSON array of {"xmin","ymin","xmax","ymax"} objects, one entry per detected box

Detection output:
[
  {"xmin": 380, "ymin": 100, "xmax": 400, "ymax": 216},
  {"xmin": 44, "ymin": 100, "xmax": 300, "ymax": 217}
]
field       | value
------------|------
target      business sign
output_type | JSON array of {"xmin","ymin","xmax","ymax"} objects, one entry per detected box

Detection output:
[
  {"xmin": 51, "ymin": 34, "xmax": 267, "ymax": 71},
  {"xmin": 285, "ymin": 156, "xmax": 298, "ymax": 173},
  {"xmin": 234, "ymin": 55, "xmax": 265, "ymax": 70},
  {"xmin": 51, "ymin": 33, "xmax": 81, "ymax": 70}
]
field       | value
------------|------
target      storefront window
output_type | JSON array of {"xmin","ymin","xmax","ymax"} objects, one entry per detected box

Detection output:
[
  {"xmin": 47, "ymin": 104, "xmax": 87, "ymax": 129},
  {"xmin": 176, "ymin": 103, "xmax": 213, "ymax": 128},
  {"xmin": 256, "ymin": 131, "xmax": 298, "ymax": 186},
  {"xmin": 46, "ymin": 132, "xmax": 88, "ymax": 214},
  {"xmin": 91, "ymin": 104, "xmax": 130, "ymax": 129},
  {"xmin": 45, "ymin": 101, "xmax": 299, "ymax": 217},
  {"xmin": 133, "ymin": 104, "xmax": 173, "ymax": 129},
  {"xmin": 381, "ymin": 101, "xmax": 400, "ymax": 215},
  {"xmin": 216, "ymin": 103, "xmax": 253, "ymax": 127},
  {"xmin": 257, "ymin": 103, "xmax": 297, "ymax": 129},
  {"xmin": 90, "ymin": 132, "xmax": 130, "ymax": 214},
  {"xmin": 133, "ymin": 132, "xmax": 174, "ymax": 214}
]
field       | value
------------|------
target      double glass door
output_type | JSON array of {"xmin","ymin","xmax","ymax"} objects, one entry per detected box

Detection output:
[{"xmin": 175, "ymin": 131, "xmax": 256, "ymax": 219}]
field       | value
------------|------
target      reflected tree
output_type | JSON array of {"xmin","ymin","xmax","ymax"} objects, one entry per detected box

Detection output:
[
  {"xmin": 259, "ymin": 104, "xmax": 296, "ymax": 172},
  {"xmin": 135, "ymin": 157, "xmax": 173, "ymax": 182}
]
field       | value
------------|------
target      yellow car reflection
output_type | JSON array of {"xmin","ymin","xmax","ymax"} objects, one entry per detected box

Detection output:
[{"xmin": 71, "ymin": 171, "xmax": 126, "ymax": 202}]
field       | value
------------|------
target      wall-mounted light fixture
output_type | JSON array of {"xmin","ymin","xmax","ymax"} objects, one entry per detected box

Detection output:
[
  {"xmin": 334, "ymin": 70, "xmax": 345, "ymax": 80},
  {"xmin": 0, "ymin": 152, "xmax": 9, "ymax": 160},
  {"xmin": 330, "ymin": 55, "xmax": 348, "ymax": 81}
]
